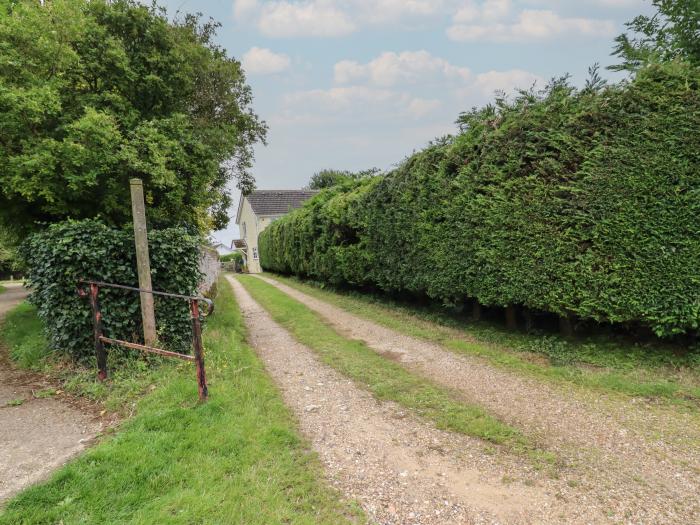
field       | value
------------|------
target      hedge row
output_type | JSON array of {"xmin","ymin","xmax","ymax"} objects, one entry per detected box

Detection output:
[
  {"xmin": 260, "ymin": 62, "xmax": 700, "ymax": 337},
  {"xmin": 23, "ymin": 220, "xmax": 203, "ymax": 360}
]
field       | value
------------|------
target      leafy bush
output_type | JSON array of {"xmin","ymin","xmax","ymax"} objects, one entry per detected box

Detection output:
[
  {"xmin": 220, "ymin": 252, "xmax": 243, "ymax": 264},
  {"xmin": 23, "ymin": 219, "xmax": 203, "ymax": 360},
  {"xmin": 260, "ymin": 62, "xmax": 700, "ymax": 337}
]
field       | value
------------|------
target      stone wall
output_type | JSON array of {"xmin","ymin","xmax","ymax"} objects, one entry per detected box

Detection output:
[{"xmin": 198, "ymin": 246, "xmax": 220, "ymax": 294}]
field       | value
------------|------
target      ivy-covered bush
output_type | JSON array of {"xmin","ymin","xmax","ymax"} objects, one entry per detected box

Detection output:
[
  {"xmin": 23, "ymin": 220, "xmax": 203, "ymax": 360},
  {"xmin": 260, "ymin": 62, "xmax": 700, "ymax": 337}
]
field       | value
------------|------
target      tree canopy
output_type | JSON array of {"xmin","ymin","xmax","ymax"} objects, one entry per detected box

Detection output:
[
  {"xmin": 308, "ymin": 168, "xmax": 380, "ymax": 190},
  {"xmin": 0, "ymin": 0, "xmax": 266, "ymax": 237},
  {"xmin": 611, "ymin": 0, "xmax": 700, "ymax": 71}
]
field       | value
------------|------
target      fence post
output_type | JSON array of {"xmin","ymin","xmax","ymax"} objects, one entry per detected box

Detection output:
[
  {"xmin": 190, "ymin": 299, "xmax": 208, "ymax": 401},
  {"xmin": 130, "ymin": 178, "xmax": 157, "ymax": 346},
  {"xmin": 89, "ymin": 283, "xmax": 108, "ymax": 380}
]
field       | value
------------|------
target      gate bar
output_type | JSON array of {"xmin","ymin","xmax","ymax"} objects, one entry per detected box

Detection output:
[{"xmin": 78, "ymin": 280, "xmax": 213, "ymax": 401}]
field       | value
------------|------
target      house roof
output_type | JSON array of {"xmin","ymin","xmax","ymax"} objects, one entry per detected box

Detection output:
[
  {"xmin": 231, "ymin": 239, "xmax": 247, "ymax": 250},
  {"xmin": 236, "ymin": 190, "xmax": 319, "ymax": 224}
]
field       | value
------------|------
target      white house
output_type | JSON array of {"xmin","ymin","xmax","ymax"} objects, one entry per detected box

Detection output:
[
  {"xmin": 235, "ymin": 190, "xmax": 318, "ymax": 273},
  {"xmin": 212, "ymin": 242, "xmax": 234, "ymax": 257}
]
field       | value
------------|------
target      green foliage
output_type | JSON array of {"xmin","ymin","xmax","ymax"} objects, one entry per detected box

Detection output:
[
  {"xmin": 260, "ymin": 61, "xmax": 700, "ymax": 337},
  {"xmin": 220, "ymin": 251, "xmax": 243, "ymax": 263},
  {"xmin": 22, "ymin": 219, "xmax": 203, "ymax": 360},
  {"xmin": 307, "ymin": 168, "xmax": 380, "ymax": 190},
  {"xmin": 611, "ymin": 0, "xmax": 700, "ymax": 72},
  {"xmin": 0, "ymin": 0, "xmax": 266, "ymax": 237}
]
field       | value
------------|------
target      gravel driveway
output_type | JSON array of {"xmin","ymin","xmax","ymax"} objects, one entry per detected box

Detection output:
[
  {"xmin": 228, "ymin": 275, "xmax": 580, "ymax": 524},
  {"xmin": 252, "ymin": 275, "xmax": 700, "ymax": 524},
  {"xmin": 0, "ymin": 284, "xmax": 102, "ymax": 504}
]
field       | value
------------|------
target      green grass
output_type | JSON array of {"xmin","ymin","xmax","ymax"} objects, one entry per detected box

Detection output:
[
  {"xmin": 1, "ymin": 302, "xmax": 169, "ymax": 413},
  {"xmin": 0, "ymin": 279, "xmax": 363, "ymax": 525},
  {"xmin": 270, "ymin": 274, "xmax": 700, "ymax": 404},
  {"xmin": 0, "ymin": 284, "xmax": 6, "ymax": 294},
  {"xmin": 237, "ymin": 275, "xmax": 533, "ymax": 452}
]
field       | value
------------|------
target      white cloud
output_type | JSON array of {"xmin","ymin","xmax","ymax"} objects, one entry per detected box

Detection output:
[
  {"xmin": 233, "ymin": 0, "xmax": 258, "ymax": 19},
  {"xmin": 447, "ymin": 8, "xmax": 616, "ymax": 42},
  {"xmin": 257, "ymin": 1, "xmax": 356, "ymax": 38},
  {"xmin": 357, "ymin": 0, "xmax": 441, "ymax": 24},
  {"xmin": 453, "ymin": 0, "xmax": 511, "ymax": 23},
  {"xmin": 406, "ymin": 97, "xmax": 442, "ymax": 117},
  {"xmin": 281, "ymin": 86, "xmax": 442, "ymax": 121},
  {"xmin": 334, "ymin": 51, "xmax": 471, "ymax": 87},
  {"xmin": 242, "ymin": 47, "xmax": 291, "ymax": 75},
  {"xmin": 233, "ymin": 0, "xmax": 446, "ymax": 38}
]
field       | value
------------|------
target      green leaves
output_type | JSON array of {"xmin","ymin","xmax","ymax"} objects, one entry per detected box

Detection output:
[
  {"xmin": 0, "ymin": 0, "xmax": 266, "ymax": 237},
  {"xmin": 260, "ymin": 62, "xmax": 700, "ymax": 338},
  {"xmin": 23, "ymin": 219, "xmax": 203, "ymax": 360}
]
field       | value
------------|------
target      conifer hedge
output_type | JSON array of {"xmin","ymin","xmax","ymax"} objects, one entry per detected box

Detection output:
[{"xmin": 259, "ymin": 62, "xmax": 700, "ymax": 337}]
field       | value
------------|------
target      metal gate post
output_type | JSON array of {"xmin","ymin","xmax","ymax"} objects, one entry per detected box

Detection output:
[
  {"xmin": 89, "ymin": 283, "xmax": 108, "ymax": 381},
  {"xmin": 190, "ymin": 299, "xmax": 208, "ymax": 401}
]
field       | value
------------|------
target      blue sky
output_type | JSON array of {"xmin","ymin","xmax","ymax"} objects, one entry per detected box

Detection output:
[{"xmin": 158, "ymin": 0, "xmax": 653, "ymax": 245}]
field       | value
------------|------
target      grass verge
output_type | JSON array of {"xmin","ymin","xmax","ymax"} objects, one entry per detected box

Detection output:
[
  {"xmin": 237, "ymin": 275, "xmax": 535, "ymax": 453},
  {"xmin": 0, "ymin": 284, "xmax": 5, "ymax": 294},
  {"xmin": 0, "ymin": 279, "xmax": 363, "ymax": 525},
  {"xmin": 270, "ymin": 274, "xmax": 700, "ymax": 405}
]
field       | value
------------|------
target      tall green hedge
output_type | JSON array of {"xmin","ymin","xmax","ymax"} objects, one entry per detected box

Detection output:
[
  {"xmin": 23, "ymin": 220, "xmax": 203, "ymax": 360},
  {"xmin": 259, "ymin": 62, "xmax": 700, "ymax": 337}
]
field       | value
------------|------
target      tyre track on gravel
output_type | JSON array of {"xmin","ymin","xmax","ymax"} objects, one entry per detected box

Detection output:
[
  {"xmin": 256, "ymin": 274, "xmax": 700, "ymax": 524},
  {"xmin": 227, "ymin": 275, "xmax": 575, "ymax": 525}
]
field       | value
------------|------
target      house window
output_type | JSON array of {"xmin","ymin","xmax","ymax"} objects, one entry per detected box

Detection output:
[
  {"xmin": 252, "ymin": 247, "xmax": 259, "ymax": 260},
  {"xmin": 242, "ymin": 222, "xmax": 247, "ymax": 238}
]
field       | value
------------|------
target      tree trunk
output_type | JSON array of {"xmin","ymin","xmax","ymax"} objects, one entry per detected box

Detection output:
[
  {"xmin": 472, "ymin": 301, "xmax": 482, "ymax": 321},
  {"xmin": 559, "ymin": 314, "xmax": 574, "ymax": 338},
  {"xmin": 523, "ymin": 308, "xmax": 534, "ymax": 332},
  {"xmin": 505, "ymin": 305, "xmax": 517, "ymax": 330}
]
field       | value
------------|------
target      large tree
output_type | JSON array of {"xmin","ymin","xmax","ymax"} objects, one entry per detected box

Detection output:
[{"xmin": 0, "ymin": 0, "xmax": 266, "ymax": 236}]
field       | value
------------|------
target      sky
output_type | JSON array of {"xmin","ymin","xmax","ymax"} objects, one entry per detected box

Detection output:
[{"xmin": 157, "ymin": 0, "xmax": 654, "ymax": 246}]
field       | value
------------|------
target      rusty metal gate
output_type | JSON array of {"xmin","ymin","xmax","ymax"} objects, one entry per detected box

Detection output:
[{"xmin": 77, "ymin": 280, "xmax": 213, "ymax": 401}]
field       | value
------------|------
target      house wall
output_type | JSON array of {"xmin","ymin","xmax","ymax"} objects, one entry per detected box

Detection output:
[{"xmin": 237, "ymin": 199, "xmax": 279, "ymax": 273}]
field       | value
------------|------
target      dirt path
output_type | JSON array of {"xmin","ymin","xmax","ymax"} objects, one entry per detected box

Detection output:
[
  {"xmin": 256, "ymin": 275, "xmax": 700, "ymax": 524},
  {"xmin": 228, "ymin": 275, "xmax": 585, "ymax": 524},
  {"xmin": 0, "ymin": 284, "xmax": 102, "ymax": 504}
]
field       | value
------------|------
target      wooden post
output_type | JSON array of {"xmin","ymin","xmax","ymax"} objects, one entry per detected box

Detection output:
[
  {"xmin": 130, "ymin": 178, "xmax": 157, "ymax": 346},
  {"xmin": 89, "ymin": 283, "xmax": 108, "ymax": 381},
  {"xmin": 190, "ymin": 299, "xmax": 208, "ymax": 401}
]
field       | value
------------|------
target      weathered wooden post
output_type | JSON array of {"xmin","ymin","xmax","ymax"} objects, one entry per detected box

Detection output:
[
  {"xmin": 130, "ymin": 178, "xmax": 157, "ymax": 346},
  {"xmin": 89, "ymin": 283, "xmax": 108, "ymax": 381},
  {"xmin": 190, "ymin": 299, "xmax": 208, "ymax": 401}
]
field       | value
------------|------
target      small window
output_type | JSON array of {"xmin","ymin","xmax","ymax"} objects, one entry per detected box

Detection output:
[
  {"xmin": 252, "ymin": 247, "xmax": 259, "ymax": 260},
  {"xmin": 242, "ymin": 222, "xmax": 247, "ymax": 238}
]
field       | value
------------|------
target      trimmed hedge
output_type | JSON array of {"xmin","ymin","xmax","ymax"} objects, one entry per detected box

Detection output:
[
  {"xmin": 260, "ymin": 62, "xmax": 700, "ymax": 337},
  {"xmin": 23, "ymin": 220, "xmax": 203, "ymax": 360}
]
